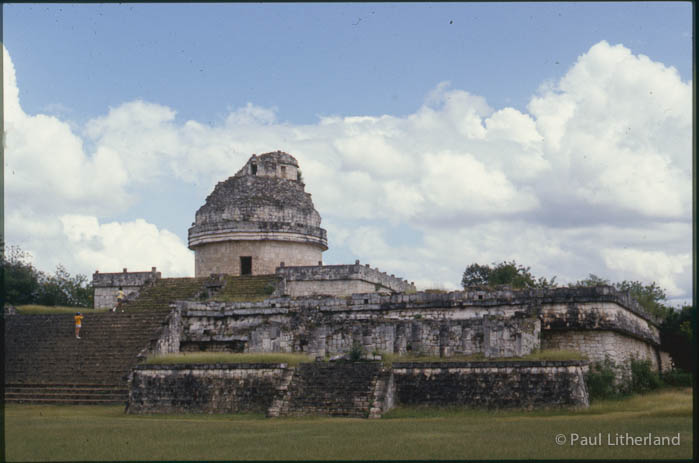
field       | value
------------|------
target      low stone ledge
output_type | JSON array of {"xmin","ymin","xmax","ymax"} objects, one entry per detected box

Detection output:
[
  {"xmin": 391, "ymin": 360, "xmax": 588, "ymax": 369},
  {"xmin": 127, "ymin": 363, "xmax": 290, "ymax": 414},
  {"xmin": 133, "ymin": 363, "xmax": 289, "ymax": 370},
  {"xmin": 392, "ymin": 361, "xmax": 589, "ymax": 409}
]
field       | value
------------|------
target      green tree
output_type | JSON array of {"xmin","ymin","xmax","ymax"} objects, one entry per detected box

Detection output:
[
  {"xmin": 461, "ymin": 263, "xmax": 491, "ymax": 287},
  {"xmin": 573, "ymin": 274, "xmax": 672, "ymax": 320},
  {"xmin": 461, "ymin": 260, "xmax": 556, "ymax": 289},
  {"xmin": 616, "ymin": 280, "xmax": 671, "ymax": 320},
  {"xmin": 36, "ymin": 265, "xmax": 93, "ymax": 307},
  {"xmin": 1, "ymin": 244, "xmax": 42, "ymax": 305},
  {"xmin": 660, "ymin": 305, "xmax": 695, "ymax": 373},
  {"xmin": 2, "ymin": 243, "xmax": 93, "ymax": 307}
]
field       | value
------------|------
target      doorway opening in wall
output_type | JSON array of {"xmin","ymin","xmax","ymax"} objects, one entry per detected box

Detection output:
[{"xmin": 240, "ymin": 256, "xmax": 252, "ymax": 275}]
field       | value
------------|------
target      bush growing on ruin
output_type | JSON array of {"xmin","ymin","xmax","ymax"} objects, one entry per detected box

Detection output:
[
  {"xmin": 585, "ymin": 357, "xmax": 621, "ymax": 401},
  {"xmin": 630, "ymin": 358, "xmax": 662, "ymax": 393},
  {"xmin": 461, "ymin": 261, "xmax": 557, "ymax": 289},
  {"xmin": 661, "ymin": 369, "xmax": 693, "ymax": 387},
  {"xmin": 349, "ymin": 341, "xmax": 364, "ymax": 362}
]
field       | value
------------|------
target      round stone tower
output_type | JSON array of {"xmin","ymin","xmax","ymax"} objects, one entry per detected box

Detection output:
[{"xmin": 188, "ymin": 151, "xmax": 328, "ymax": 277}]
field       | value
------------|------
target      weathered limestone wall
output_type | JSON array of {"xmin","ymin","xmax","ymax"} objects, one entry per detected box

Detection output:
[
  {"xmin": 276, "ymin": 262, "xmax": 416, "ymax": 297},
  {"xmin": 194, "ymin": 240, "xmax": 323, "ymax": 277},
  {"xmin": 92, "ymin": 268, "xmax": 161, "ymax": 309},
  {"xmin": 392, "ymin": 361, "xmax": 589, "ymax": 409},
  {"xmin": 179, "ymin": 293, "xmax": 542, "ymax": 358},
  {"xmin": 147, "ymin": 308, "xmax": 183, "ymax": 357},
  {"xmin": 283, "ymin": 279, "xmax": 378, "ymax": 297},
  {"xmin": 126, "ymin": 361, "xmax": 589, "ymax": 415},
  {"xmin": 175, "ymin": 287, "xmax": 659, "ymax": 368},
  {"xmin": 127, "ymin": 364, "xmax": 287, "ymax": 414},
  {"xmin": 274, "ymin": 362, "xmax": 385, "ymax": 417},
  {"xmin": 541, "ymin": 331, "xmax": 659, "ymax": 370},
  {"xmin": 540, "ymin": 302, "xmax": 659, "ymax": 346}
]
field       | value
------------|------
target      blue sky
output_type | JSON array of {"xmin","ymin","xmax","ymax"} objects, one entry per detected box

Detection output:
[{"xmin": 3, "ymin": 3, "xmax": 693, "ymax": 303}]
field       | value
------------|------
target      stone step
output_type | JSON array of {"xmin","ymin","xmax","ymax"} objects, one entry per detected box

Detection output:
[{"xmin": 4, "ymin": 397, "xmax": 127, "ymax": 405}]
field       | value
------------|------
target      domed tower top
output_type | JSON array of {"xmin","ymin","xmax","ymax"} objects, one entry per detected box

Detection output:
[
  {"xmin": 238, "ymin": 150, "xmax": 300, "ymax": 179},
  {"xmin": 188, "ymin": 151, "xmax": 328, "ymax": 277}
]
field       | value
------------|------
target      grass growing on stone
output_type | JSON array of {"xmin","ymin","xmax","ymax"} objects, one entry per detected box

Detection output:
[
  {"xmin": 4, "ymin": 388, "xmax": 692, "ymax": 461},
  {"xmin": 15, "ymin": 305, "xmax": 110, "ymax": 314},
  {"xmin": 381, "ymin": 348, "xmax": 586, "ymax": 366},
  {"xmin": 143, "ymin": 352, "xmax": 315, "ymax": 366}
]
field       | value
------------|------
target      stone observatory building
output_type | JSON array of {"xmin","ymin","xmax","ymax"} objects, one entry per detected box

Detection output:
[{"xmin": 188, "ymin": 151, "xmax": 328, "ymax": 277}]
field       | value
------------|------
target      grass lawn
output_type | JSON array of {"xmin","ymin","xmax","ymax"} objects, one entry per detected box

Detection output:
[{"xmin": 3, "ymin": 388, "xmax": 692, "ymax": 461}]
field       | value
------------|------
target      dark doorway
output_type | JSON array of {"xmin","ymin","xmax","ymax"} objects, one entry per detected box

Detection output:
[
  {"xmin": 251, "ymin": 163, "xmax": 257, "ymax": 175},
  {"xmin": 240, "ymin": 256, "xmax": 252, "ymax": 275}
]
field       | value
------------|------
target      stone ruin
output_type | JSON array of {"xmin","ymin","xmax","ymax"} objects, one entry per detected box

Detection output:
[
  {"xmin": 86, "ymin": 150, "xmax": 672, "ymax": 416},
  {"xmin": 188, "ymin": 151, "xmax": 328, "ymax": 277}
]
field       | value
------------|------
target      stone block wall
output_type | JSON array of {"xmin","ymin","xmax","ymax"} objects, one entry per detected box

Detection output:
[
  {"xmin": 275, "ymin": 362, "xmax": 384, "ymax": 417},
  {"xmin": 179, "ymin": 295, "xmax": 541, "ymax": 358},
  {"xmin": 193, "ymin": 239, "xmax": 323, "ymax": 277},
  {"xmin": 541, "ymin": 330, "xmax": 660, "ymax": 371},
  {"xmin": 92, "ymin": 268, "xmax": 161, "ymax": 309},
  {"xmin": 126, "ymin": 361, "xmax": 590, "ymax": 416},
  {"xmin": 127, "ymin": 364, "xmax": 287, "ymax": 414},
  {"xmin": 540, "ymin": 302, "xmax": 659, "ymax": 346},
  {"xmin": 392, "ymin": 361, "xmax": 589, "ymax": 409},
  {"xmin": 275, "ymin": 262, "xmax": 416, "ymax": 297}
]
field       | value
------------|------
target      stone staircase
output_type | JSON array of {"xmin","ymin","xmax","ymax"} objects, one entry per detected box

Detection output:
[
  {"xmin": 4, "ymin": 275, "xmax": 280, "ymax": 405},
  {"xmin": 4, "ymin": 310, "xmax": 172, "ymax": 405},
  {"xmin": 124, "ymin": 277, "xmax": 209, "ymax": 311},
  {"xmin": 269, "ymin": 362, "xmax": 386, "ymax": 418},
  {"xmin": 4, "ymin": 384, "xmax": 129, "ymax": 405},
  {"xmin": 214, "ymin": 275, "xmax": 279, "ymax": 302}
]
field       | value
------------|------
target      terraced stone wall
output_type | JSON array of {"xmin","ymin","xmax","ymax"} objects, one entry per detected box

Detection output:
[
  {"xmin": 179, "ymin": 295, "xmax": 541, "ymax": 358},
  {"xmin": 126, "ymin": 361, "xmax": 589, "ymax": 416},
  {"xmin": 127, "ymin": 364, "xmax": 287, "ymax": 414},
  {"xmin": 175, "ymin": 286, "xmax": 659, "ymax": 370},
  {"xmin": 392, "ymin": 361, "xmax": 589, "ymax": 408}
]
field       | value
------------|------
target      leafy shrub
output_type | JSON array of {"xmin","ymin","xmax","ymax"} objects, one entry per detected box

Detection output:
[
  {"xmin": 586, "ymin": 357, "xmax": 622, "ymax": 401},
  {"xmin": 349, "ymin": 341, "xmax": 364, "ymax": 362},
  {"xmin": 662, "ymin": 369, "xmax": 693, "ymax": 387},
  {"xmin": 630, "ymin": 358, "xmax": 662, "ymax": 393}
]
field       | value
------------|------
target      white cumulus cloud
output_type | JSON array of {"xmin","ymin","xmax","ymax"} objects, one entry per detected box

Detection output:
[{"xmin": 3, "ymin": 41, "xmax": 692, "ymax": 302}]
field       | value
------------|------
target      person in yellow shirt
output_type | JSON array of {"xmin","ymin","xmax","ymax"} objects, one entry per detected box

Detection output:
[
  {"xmin": 113, "ymin": 287, "xmax": 125, "ymax": 312},
  {"xmin": 74, "ymin": 312, "xmax": 83, "ymax": 339}
]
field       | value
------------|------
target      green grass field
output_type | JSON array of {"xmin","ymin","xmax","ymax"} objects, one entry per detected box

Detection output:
[
  {"xmin": 144, "ymin": 349, "xmax": 585, "ymax": 367},
  {"xmin": 4, "ymin": 388, "xmax": 692, "ymax": 461}
]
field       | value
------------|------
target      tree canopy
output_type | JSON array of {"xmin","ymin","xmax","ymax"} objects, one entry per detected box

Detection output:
[
  {"xmin": 2, "ymin": 244, "xmax": 93, "ymax": 307},
  {"xmin": 573, "ymin": 274, "xmax": 672, "ymax": 320},
  {"xmin": 461, "ymin": 260, "xmax": 557, "ymax": 289}
]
